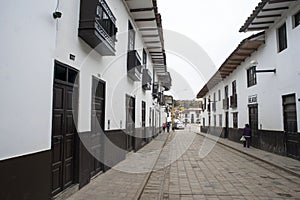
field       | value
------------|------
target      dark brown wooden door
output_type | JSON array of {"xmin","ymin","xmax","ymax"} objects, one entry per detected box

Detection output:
[
  {"xmin": 142, "ymin": 101, "xmax": 146, "ymax": 143},
  {"xmin": 126, "ymin": 95, "xmax": 135, "ymax": 151},
  {"xmin": 249, "ymin": 104, "xmax": 258, "ymax": 147},
  {"xmin": 51, "ymin": 62, "xmax": 78, "ymax": 196},
  {"xmin": 90, "ymin": 77, "xmax": 105, "ymax": 176},
  {"xmin": 283, "ymin": 94, "xmax": 299, "ymax": 159},
  {"xmin": 224, "ymin": 112, "xmax": 229, "ymax": 138}
]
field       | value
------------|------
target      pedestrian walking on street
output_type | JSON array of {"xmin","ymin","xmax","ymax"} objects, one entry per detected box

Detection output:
[
  {"xmin": 242, "ymin": 124, "xmax": 251, "ymax": 148},
  {"xmin": 162, "ymin": 122, "xmax": 166, "ymax": 132},
  {"xmin": 166, "ymin": 122, "xmax": 170, "ymax": 133}
]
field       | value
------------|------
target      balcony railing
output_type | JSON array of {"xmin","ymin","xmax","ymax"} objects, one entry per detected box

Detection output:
[
  {"xmin": 207, "ymin": 103, "xmax": 211, "ymax": 112},
  {"xmin": 230, "ymin": 94, "xmax": 238, "ymax": 108},
  {"xmin": 127, "ymin": 50, "xmax": 142, "ymax": 81},
  {"xmin": 79, "ymin": 0, "xmax": 117, "ymax": 56},
  {"xmin": 223, "ymin": 97, "xmax": 229, "ymax": 110},
  {"xmin": 152, "ymin": 82, "xmax": 159, "ymax": 99},
  {"xmin": 158, "ymin": 92, "xmax": 165, "ymax": 105}
]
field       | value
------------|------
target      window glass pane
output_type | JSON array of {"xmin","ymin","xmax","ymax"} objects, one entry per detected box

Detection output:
[
  {"xmin": 233, "ymin": 113, "xmax": 238, "ymax": 128},
  {"xmin": 143, "ymin": 49, "xmax": 147, "ymax": 65},
  {"xmin": 54, "ymin": 65, "xmax": 67, "ymax": 81},
  {"xmin": 278, "ymin": 23, "xmax": 287, "ymax": 52},
  {"xmin": 294, "ymin": 10, "xmax": 300, "ymax": 28},
  {"xmin": 68, "ymin": 69, "xmax": 77, "ymax": 84},
  {"xmin": 247, "ymin": 66, "xmax": 256, "ymax": 87}
]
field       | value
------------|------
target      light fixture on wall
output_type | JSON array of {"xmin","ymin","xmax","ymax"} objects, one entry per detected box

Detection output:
[
  {"xmin": 53, "ymin": 11, "xmax": 62, "ymax": 19},
  {"xmin": 251, "ymin": 60, "xmax": 276, "ymax": 74}
]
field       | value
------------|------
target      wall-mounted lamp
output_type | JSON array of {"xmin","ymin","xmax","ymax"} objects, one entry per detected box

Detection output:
[
  {"xmin": 251, "ymin": 60, "xmax": 276, "ymax": 74},
  {"xmin": 250, "ymin": 60, "xmax": 258, "ymax": 65},
  {"xmin": 254, "ymin": 69, "xmax": 276, "ymax": 74},
  {"xmin": 53, "ymin": 11, "xmax": 62, "ymax": 19}
]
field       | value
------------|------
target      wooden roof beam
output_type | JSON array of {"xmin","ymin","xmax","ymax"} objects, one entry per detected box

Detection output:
[
  {"xmin": 145, "ymin": 41, "xmax": 160, "ymax": 43},
  {"xmin": 262, "ymin": 6, "xmax": 289, "ymax": 11},
  {"xmin": 130, "ymin": 7, "xmax": 155, "ymax": 12},
  {"xmin": 135, "ymin": 18, "xmax": 156, "ymax": 22},
  {"xmin": 251, "ymin": 21, "xmax": 275, "ymax": 25},
  {"xmin": 256, "ymin": 14, "xmax": 281, "ymax": 18},
  {"xmin": 142, "ymin": 34, "xmax": 160, "ymax": 37},
  {"xmin": 269, "ymin": 0, "xmax": 297, "ymax": 4},
  {"xmin": 140, "ymin": 28, "xmax": 159, "ymax": 31}
]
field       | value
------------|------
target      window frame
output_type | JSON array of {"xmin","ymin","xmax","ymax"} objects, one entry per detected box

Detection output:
[
  {"xmin": 232, "ymin": 80, "xmax": 236, "ymax": 95},
  {"xmin": 293, "ymin": 10, "xmax": 300, "ymax": 28},
  {"xmin": 277, "ymin": 23, "xmax": 287, "ymax": 52},
  {"xmin": 232, "ymin": 112, "xmax": 238, "ymax": 128},
  {"xmin": 247, "ymin": 66, "xmax": 257, "ymax": 88}
]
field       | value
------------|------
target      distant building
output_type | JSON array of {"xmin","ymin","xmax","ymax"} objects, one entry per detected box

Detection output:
[
  {"xmin": 175, "ymin": 100, "xmax": 202, "ymax": 123},
  {"xmin": 197, "ymin": 0, "xmax": 300, "ymax": 160}
]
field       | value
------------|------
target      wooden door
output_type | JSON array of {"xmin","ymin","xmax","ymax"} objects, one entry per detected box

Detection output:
[
  {"xmin": 142, "ymin": 101, "xmax": 146, "ymax": 143},
  {"xmin": 224, "ymin": 112, "xmax": 229, "ymax": 138},
  {"xmin": 51, "ymin": 62, "xmax": 78, "ymax": 196},
  {"xmin": 283, "ymin": 94, "xmax": 299, "ymax": 159},
  {"xmin": 126, "ymin": 95, "xmax": 135, "ymax": 151},
  {"xmin": 90, "ymin": 77, "xmax": 105, "ymax": 177},
  {"xmin": 249, "ymin": 104, "xmax": 258, "ymax": 147}
]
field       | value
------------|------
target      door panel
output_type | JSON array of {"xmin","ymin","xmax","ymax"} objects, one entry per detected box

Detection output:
[
  {"xmin": 142, "ymin": 101, "xmax": 146, "ymax": 142},
  {"xmin": 283, "ymin": 94, "xmax": 299, "ymax": 159},
  {"xmin": 126, "ymin": 95, "xmax": 135, "ymax": 151},
  {"xmin": 249, "ymin": 104, "xmax": 258, "ymax": 147},
  {"xmin": 224, "ymin": 112, "xmax": 228, "ymax": 138},
  {"xmin": 90, "ymin": 77, "xmax": 105, "ymax": 177}
]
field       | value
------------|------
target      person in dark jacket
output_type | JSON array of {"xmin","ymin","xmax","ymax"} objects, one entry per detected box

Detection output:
[{"xmin": 242, "ymin": 124, "xmax": 251, "ymax": 148}]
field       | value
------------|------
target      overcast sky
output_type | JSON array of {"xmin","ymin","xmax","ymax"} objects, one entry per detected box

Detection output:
[{"xmin": 158, "ymin": 0, "xmax": 261, "ymax": 99}]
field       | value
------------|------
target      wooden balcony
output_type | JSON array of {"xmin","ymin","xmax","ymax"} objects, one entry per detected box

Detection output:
[
  {"xmin": 78, "ymin": 0, "xmax": 117, "ymax": 56},
  {"xmin": 223, "ymin": 97, "xmax": 229, "ymax": 110},
  {"xmin": 127, "ymin": 50, "xmax": 142, "ymax": 81},
  {"xmin": 230, "ymin": 94, "xmax": 238, "ymax": 108}
]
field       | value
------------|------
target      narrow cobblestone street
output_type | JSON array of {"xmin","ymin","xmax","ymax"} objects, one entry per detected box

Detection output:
[
  {"xmin": 67, "ymin": 128, "xmax": 300, "ymax": 200},
  {"xmin": 141, "ymin": 130, "xmax": 300, "ymax": 199}
]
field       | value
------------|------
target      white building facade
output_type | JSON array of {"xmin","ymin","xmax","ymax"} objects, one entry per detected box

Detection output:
[
  {"xmin": 179, "ymin": 108, "xmax": 202, "ymax": 124},
  {"xmin": 198, "ymin": 0, "xmax": 300, "ymax": 160},
  {"xmin": 0, "ymin": 0, "xmax": 171, "ymax": 199}
]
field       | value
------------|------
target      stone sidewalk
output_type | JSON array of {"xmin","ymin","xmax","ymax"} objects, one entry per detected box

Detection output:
[
  {"xmin": 66, "ymin": 127, "xmax": 300, "ymax": 200},
  {"xmin": 67, "ymin": 132, "xmax": 171, "ymax": 200}
]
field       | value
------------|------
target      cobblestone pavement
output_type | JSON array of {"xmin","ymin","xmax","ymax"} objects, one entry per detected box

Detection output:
[
  {"xmin": 140, "ymin": 130, "xmax": 300, "ymax": 200},
  {"xmin": 67, "ymin": 129, "xmax": 300, "ymax": 200}
]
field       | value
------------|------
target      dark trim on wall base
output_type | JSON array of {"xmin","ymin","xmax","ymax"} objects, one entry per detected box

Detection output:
[
  {"xmin": 0, "ymin": 150, "xmax": 51, "ymax": 200},
  {"xmin": 202, "ymin": 126, "xmax": 299, "ymax": 160}
]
